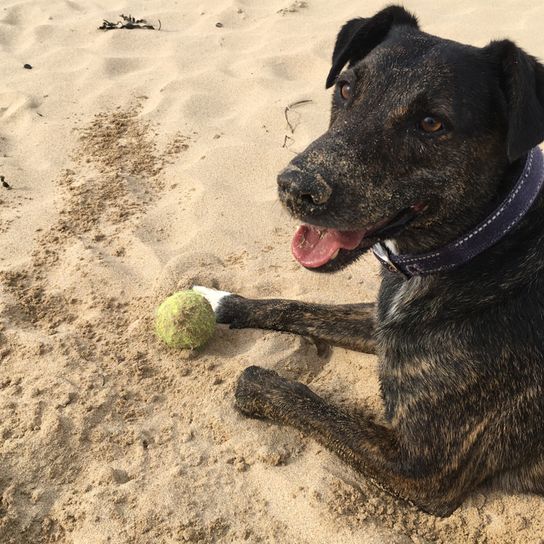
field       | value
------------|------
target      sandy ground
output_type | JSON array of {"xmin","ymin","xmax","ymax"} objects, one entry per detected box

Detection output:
[{"xmin": 1, "ymin": 0, "xmax": 544, "ymax": 542}]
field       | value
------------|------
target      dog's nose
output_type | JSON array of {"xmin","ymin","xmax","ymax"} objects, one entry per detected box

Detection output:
[{"xmin": 277, "ymin": 165, "xmax": 332, "ymax": 206}]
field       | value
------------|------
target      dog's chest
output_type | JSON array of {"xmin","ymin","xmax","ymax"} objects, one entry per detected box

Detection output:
[
  {"xmin": 375, "ymin": 273, "xmax": 437, "ymax": 419},
  {"xmin": 376, "ymin": 275, "xmax": 431, "ymax": 364},
  {"xmin": 377, "ymin": 273, "xmax": 426, "ymax": 326}
]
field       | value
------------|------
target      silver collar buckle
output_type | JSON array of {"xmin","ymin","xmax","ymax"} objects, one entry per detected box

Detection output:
[{"xmin": 372, "ymin": 243, "xmax": 410, "ymax": 278}]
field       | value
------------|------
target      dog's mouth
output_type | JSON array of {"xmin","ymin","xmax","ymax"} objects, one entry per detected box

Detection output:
[{"xmin": 291, "ymin": 203, "xmax": 427, "ymax": 272}]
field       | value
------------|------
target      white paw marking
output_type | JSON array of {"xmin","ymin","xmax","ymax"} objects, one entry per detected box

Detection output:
[{"xmin": 192, "ymin": 286, "xmax": 232, "ymax": 312}]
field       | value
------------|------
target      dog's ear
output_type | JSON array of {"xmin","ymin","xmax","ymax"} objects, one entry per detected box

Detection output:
[
  {"xmin": 326, "ymin": 5, "xmax": 418, "ymax": 89},
  {"xmin": 486, "ymin": 40, "xmax": 544, "ymax": 161}
]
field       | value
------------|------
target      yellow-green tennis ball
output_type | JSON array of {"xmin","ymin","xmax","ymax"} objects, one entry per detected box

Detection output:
[{"xmin": 155, "ymin": 290, "xmax": 216, "ymax": 349}]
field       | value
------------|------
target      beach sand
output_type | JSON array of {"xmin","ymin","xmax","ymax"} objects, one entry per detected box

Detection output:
[{"xmin": 1, "ymin": 0, "xmax": 544, "ymax": 542}]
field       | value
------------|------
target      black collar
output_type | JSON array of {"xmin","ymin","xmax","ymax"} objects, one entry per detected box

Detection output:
[{"xmin": 373, "ymin": 147, "xmax": 544, "ymax": 277}]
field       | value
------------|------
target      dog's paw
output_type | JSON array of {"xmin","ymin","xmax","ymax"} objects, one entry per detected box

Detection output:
[
  {"xmin": 234, "ymin": 366, "xmax": 281, "ymax": 419},
  {"xmin": 192, "ymin": 286, "xmax": 251, "ymax": 328},
  {"xmin": 235, "ymin": 365, "xmax": 319, "ymax": 421}
]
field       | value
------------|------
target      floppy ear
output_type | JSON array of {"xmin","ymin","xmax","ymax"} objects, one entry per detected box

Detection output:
[
  {"xmin": 326, "ymin": 5, "xmax": 418, "ymax": 89},
  {"xmin": 486, "ymin": 40, "xmax": 544, "ymax": 161}
]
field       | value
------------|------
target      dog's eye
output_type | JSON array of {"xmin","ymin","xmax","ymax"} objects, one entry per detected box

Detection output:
[
  {"xmin": 419, "ymin": 116, "xmax": 443, "ymax": 133},
  {"xmin": 339, "ymin": 82, "xmax": 352, "ymax": 101}
]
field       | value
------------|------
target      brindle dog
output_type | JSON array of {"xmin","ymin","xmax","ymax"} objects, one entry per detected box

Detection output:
[{"xmin": 196, "ymin": 5, "xmax": 544, "ymax": 516}]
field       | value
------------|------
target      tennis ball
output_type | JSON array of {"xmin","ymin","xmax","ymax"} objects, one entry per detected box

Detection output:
[{"xmin": 155, "ymin": 290, "xmax": 216, "ymax": 349}]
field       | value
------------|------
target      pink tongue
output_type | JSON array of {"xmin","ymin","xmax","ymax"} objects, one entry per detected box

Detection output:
[{"xmin": 291, "ymin": 225, "xmax": 366, "ymax": 268}]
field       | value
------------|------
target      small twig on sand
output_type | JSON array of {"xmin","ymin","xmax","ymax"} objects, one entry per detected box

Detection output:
[
  {"xmin": 284, "ymin": 99, "xmax": 312, "ymax": 134},
  {"xmin": 282, "ymin": 135, "xmax": 295, "ymax": 148},
  {"xmin": 284, "ymin": 107, "xmax": 295, "ymax": 133},
  {"xmin": 288, "ymin": 99, "xmax": 313, "ymax": 108},
  {"xmin": 98, "ymin": 14, "xmax": 161, "ymax": 31}
]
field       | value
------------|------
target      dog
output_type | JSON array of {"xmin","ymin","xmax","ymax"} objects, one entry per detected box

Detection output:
[{"xmin": 194, "ymin": 5, "xmax": 544, "ymax": 516}]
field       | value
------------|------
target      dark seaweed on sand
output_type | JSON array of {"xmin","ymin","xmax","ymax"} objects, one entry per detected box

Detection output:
[{"xmin": 98, "ymin": 14, "xmax": 161, "ymax": 31}]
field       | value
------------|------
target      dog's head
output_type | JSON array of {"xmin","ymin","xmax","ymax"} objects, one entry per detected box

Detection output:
[{"xmin": 279, "ymin": 5, "xmax": 544, "ymax": 272}]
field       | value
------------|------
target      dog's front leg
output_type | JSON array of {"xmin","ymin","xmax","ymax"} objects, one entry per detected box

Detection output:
[
  {"xmin": 235, "ymin": 365, "xmax": 482, "ymax": 517},
  {"xmin": 193, "ymin": 286, "xmax": 376, "ymax": 353}
]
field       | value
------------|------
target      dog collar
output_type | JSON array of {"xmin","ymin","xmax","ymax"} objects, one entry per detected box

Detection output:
[{"xmin": 373, "ymin": 146, "xmax": 544, "ymax": 277}]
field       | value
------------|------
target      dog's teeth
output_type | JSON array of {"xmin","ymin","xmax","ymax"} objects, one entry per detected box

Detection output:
[{"xmin": 331, "ymin": 249, "xmax": 340, "ymax": 259}]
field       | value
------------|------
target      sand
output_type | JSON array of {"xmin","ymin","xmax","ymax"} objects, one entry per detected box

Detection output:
[{"xmin": 1, "ymin": 0, "xmax": 544, "ymax": 542}]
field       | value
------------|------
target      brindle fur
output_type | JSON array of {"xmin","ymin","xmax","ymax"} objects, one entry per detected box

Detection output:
[
  {"xmin": 216, "ymin": 296, "xmax": 376, "ymax": 353},
  {"xmin": 216, "ymin": 6, "xmax": 544, "ymax": 516}
]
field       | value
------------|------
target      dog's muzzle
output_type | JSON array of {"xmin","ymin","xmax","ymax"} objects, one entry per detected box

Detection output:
[{"xmin": 277, "ymin": 165, "xmax": 333, "ymax": 208}]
